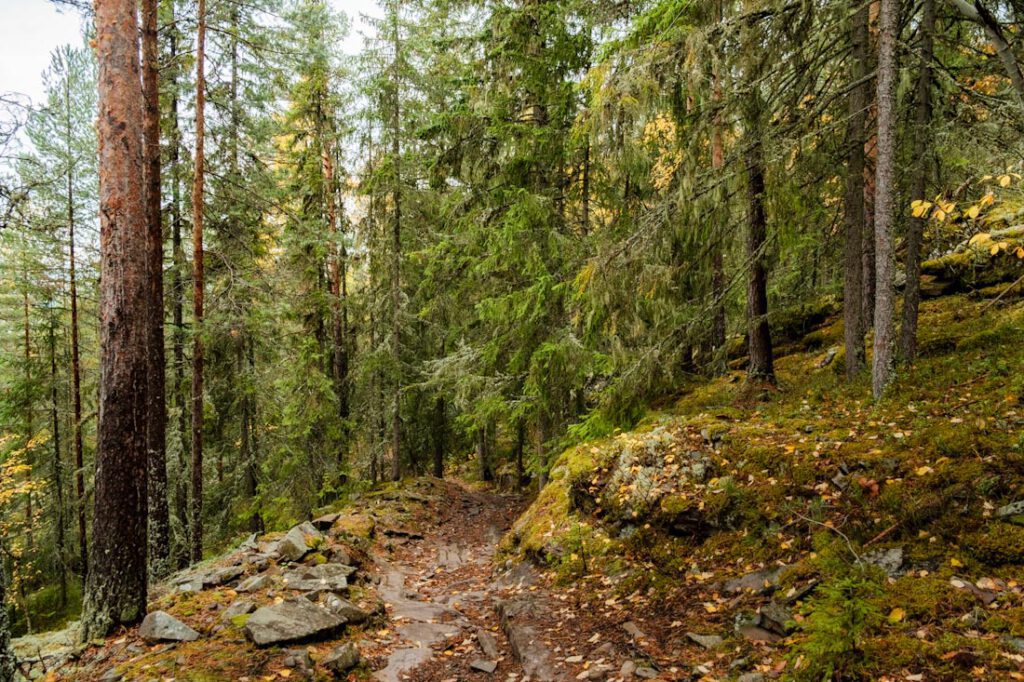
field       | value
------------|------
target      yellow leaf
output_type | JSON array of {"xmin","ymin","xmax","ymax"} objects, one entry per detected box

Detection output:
[
  {"xmin": 278, "ymin": 671, "xmax": 292, "ymax": 679},
  {"xmin": 888, "ymin": 607, "xmax": 906, "ymax": 623},
  {"xmin": 951, "ymin": 558, "xmax": 964, "ymax": 568},
  {"xmin": 981, "ymin": 192, "xmax": 995, "ymax": 207},
  {"xmin": 999, "ymin": 174, "xmax": 1012, "ymax": 187},
  {"xmin": 934, "ymin": 209, "xmax": 947, "ymax": 222},
  {"xmin": 990, "ymin": 244, "xmax": 1000, "ymax": 256},
  {"xmin": 966, "ymin": 204, "xmax": 981, "ymax": 219},
  {"xmin": 915, "ymin": 466, "xmax": 934, "ymax": 476},
  {"xmin": 1016, "ymin": 247, "xmax": 1024, "ymax": 259},
  {"xmin": 969, "ymin": 232, "xmax": 991, "ymax": 246}
]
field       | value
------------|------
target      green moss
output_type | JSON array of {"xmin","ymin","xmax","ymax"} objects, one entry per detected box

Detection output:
[{"xmin": 966, "ymin": 524, "xmax": 1024, "ymax": 565}]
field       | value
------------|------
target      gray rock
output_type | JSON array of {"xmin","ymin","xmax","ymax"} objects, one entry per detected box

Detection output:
[
  {"xmin": 283, "ymin": 648, "xmax": 312, "ymax": 669},
  {"xmin": 997, "ymin": 501, "xmax": 1024, "ymax": 518},
  {"xmin": 759, "ymin": 601, "xmax": 793, "ymax": 636},
  {"xmin": 237, "ymin": 574, "xmax": 272, "ymax": 592},
  {"xmin": 322, "ymin": 642, "xmax": 360, "ymax": 673},
  {"xmin": 476, "ymin": 629, "xmax": 500, "ymax": 659},
  {"xmin": 275, "ymin": 522, "xmax": 322, "ymax": 562},
  {"xmin": 312, "ymin": 512, "xmax": 341, "ymax": 531},
  {"xmin": 497, "ymin": 597, "xmax": 559, "ymax": 681},
  {"xmin": 470, "ymin": 659, "xmax": 498, "ymax": 673},
  {"xmin": 723, "ymin": 566, "xmax": 785, "ymax": 594},
  {"xmin": 622, "ymin": 621, "xmax": 647, "ymax": 640},
  {"xmin": 685, "ymin": 632, "xmax": 723, "ymax": 649},
  {"xmin": 620, "ymin": 660, "xmax": 637, "ymax": 679},
  {"xmin": 138, "ymin": 611, "xmax": 200, "ymax": 643},
  {"xmin": 635, "ymin": 667, "xmax": 658, "ymax": 680},
  {"xmin": 243, "ymin": 598, "xmax": 346, "ymax": 646},
  {"xmin": 205, "ymin": 566, "xmax": 243, "ymax": 587},
  {"xmin": 323, "ymin": 594, "xmax": 369, "ymax": 623},
  {"xmin": 863, "ymin": 546, "xmax": 904, "ymax": 577},
  {"xmin": 737, "ymin": 674, "xmax": 765, "ymax": 682},
  {"xmin": 282, "ymin": 563, "xmax": 355, "ymax": 592},
  {"xmin": 1003, "ymin": 635, "xmax": 1024, "ymax": 653},
  {"xmin": 221, "ymin": 600, "xmax": 256, "ymax": 621},
  {"xmin": 99, "ymin": 669, "xmax": 123, "ymax": 682}
]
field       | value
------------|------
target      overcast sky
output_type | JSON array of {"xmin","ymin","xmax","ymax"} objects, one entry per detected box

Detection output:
[{"xmin": 0, "ymin": 0, "xmax": 380, "ymax": 105}]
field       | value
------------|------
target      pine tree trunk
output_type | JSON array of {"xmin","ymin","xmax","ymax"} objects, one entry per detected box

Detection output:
[
  {"xmin": 142, "ymin": 0, "xmax": 170, "ymax": 579},
  {"xmin": 743, "ymin": 105, "xmax": 775, "ymax": 384},
  {"xmin": 0, "ymin": 540, "xmax": 15, "ymax": 681},
  {"xmin": 167, "ymin": 9, "xmax": 190, "ymax": 568},
  {"xmin": 48, "ymin": 319, "xmax": 67, "ymax": 610},
  {"xmin": 432, "ymin": 395, "xmax": 445, "ymax": 478},
  {"xmin": 66, "ymin": 79, "xmax": 87, "ymax": 578},
  {"xmin": 708, "ymin": 1, "xmax": 727, "ymax": 376},
  {"xmin": 872, "ymin": 0, "xmax": 899, "ymax": 398},
  {"xmin": 190, "ymin": 0, "xmax": 207, "ymax": 564},
  {"xmin": 899, "ymin": 0, "xmax": 934, "ymax": 362},
  {"xmin": 844, "ymin": 0, "xmax": 869, "ymax": 378},
  {"xmin": 81, "ymin": 0, "xmax": 150, "ymax": 640},
  {"xmin": 389, "ymin": 10, "xmax": 403, "ymax": 483}
]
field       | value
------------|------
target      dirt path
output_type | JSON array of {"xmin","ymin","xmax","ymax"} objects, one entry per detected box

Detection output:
[{"xmin": 366, "ymin": 480, "xmax": 538, "ymax": 680}]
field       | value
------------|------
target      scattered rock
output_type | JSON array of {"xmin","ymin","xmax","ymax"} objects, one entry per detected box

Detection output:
[
  {"xmin": 205, "ymin": 566, "xmax": 244, "ymax": 587},
  {"xmin": 622, "ymin": 621, "xmax": 647, "ymax": 640},
  {"xmin": 635, "ymin": 666, "xmax": 659, "ymax": 679},
  {"xmin": 863, "ymin": 546, "xmax": 904, "ymax": 577},
  {"xmin": 685, "ymin": 632, "xmax": 723, "ymax": 649},
  {"xmin": 99, "ymin": 669, "xmax": 123, "ymax": 681},
  {"xmin": 758, "ymin": 601, "xmax": 793, "ymax": 636},
  {"xmin": 1003, "ymin": 635, "xmax": 1024, "ymax": 653},
  {"xmin": 322, "ymin": 642, "xmax": 360, "ymax": 673},
  {"xmin": 243, "ymin": 598, "xmax": 346, "ymax": 646},
  {"xmin": 282, "ymin": 563, "xmax": 355, "ymax": 592},
  {"xmin": 312, "ymin": 512, "xmax": 342, "ymax": 531},
  {"xmin": 723, "ymin": 566, "xmax": 785, "ymax": 594},
  {"xmin": 138, "ymin": 611, "xmax": 200, "ymax": 643},
  {"xmin": 323, "ymin": 594, "xmax": 369, "ymax": 623},
  {"xmin": 476, "ymin": 629, "xmax": 500, "ymax": 659},
  {"xmin": 470, "ymin": 659, "xmax": 498, "ymax": 673},
  {"xmin": 497, "ymin": 597, "xmax": 559, "ymax": 681},
  {"xmin": 221, "ymin": 600, "xmax": 256, "ymax": 621},
  {"xmin": 737, "ymin": 625, "xmax": 782, "ymax": 643},
  {"xmin": 737, "ymin": 674, "xmax": 765, "ymax": 682},
  {"xmin": 275, "ymin": 523, "xmax": 321, "ymax": 562},
  {"xmin": 619, "ymin": 660, "xmax": 637, "ymax": 679},
  {"xmin": 816, "ymin": 346, "xmax": 838, "ymax": 368},
  {"xmin": 237, "ymin": 574, "xmax": 272, "ymax": 592},
  {"xmin": 283, "ymin": 648, "xmax": 312, "ymax": 669}
]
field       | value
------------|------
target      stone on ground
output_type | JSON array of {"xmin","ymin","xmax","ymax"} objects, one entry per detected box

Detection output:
[
  {"xmin": 243, "ymin": 598, "xmax": 346, "ymax": 646},
  {"xmin": 470, "ymin": 659, "xmax": 498, "ymax": 673},
  {"xmin": 282, "ymin": 562, "xmax": 354, "ymax": 592},
  {"xmin": 322, "ymin": 642, "xmax": 360, "ymax": 673},
  {"xmin": 138, "ymin": 611, "xmax": 200, "ymax": 643}
]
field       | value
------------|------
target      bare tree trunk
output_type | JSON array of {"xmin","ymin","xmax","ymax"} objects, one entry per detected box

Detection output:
[
  {"xmin": 432, "ymin": 395, "xmax": 445, "ymax": 478},
  {"xmin": 190, "ymin": 0, "xmax": 207, "ymax": 564},
  {"xmin": 81, "ymin": 0, "xmax": 150, "ymax": 640},
  {"xmin": 23, "ymin": 285, "xmax": 34, "ymax": 555},
  {"xmin": 0, "ymin": 540, "xmax": 15, "ymax": 681},
  {"xmin": 708, "ymin": 0, "xmax": 727, "ymax": 376},
  {"xmin": 66, "ymin": 74, "xmax": 87, "ymax": 578},
  {"xmin": 48, "ymin": 318, "xmax": 67, "ymax": 610},
  {"xmin": 743, "ymin": 105, "xmax": 775, "ymax": 384},
  {"xmin": 872, "ymin": 0, "xmax": 899, "ymax": 399},
  {"xmin": 389, "ymin": 8, "xmax": 403, "ymax": 483},
  {"xmin": 167, "ymin": 9, "xmax": 190, "ymax": 569},
  {"xmin": 844, "ymin": 0, "xmax": 869, "ymax": 378},
  {"xmin": 142, "ymin": 0, "xmax": 170, "ymax": 580},
  {"xmin": 900, "ymin": 0, "xmax": 934, "ymax": 362}
]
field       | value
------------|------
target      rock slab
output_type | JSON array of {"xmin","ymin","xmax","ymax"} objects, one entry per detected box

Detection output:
[
  {"xmin": 138, "ymin": 611, "xmax": 200, "ymax": 643},
  {"xmin": 244, "ymin": 598, "xmax": 346, "ymax": 646}
]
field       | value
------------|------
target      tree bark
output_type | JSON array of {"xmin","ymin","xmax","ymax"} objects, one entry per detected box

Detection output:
[
  {"xmin": 190, "ymin": 0, "xmax": 207, "ymax": 564},
  {"xmin": 389, "ymin": 6, "xmax": 403, "ymax": 483},
  {"xmin": 432, "ymin": 395, "xmax": 445, "ymax": 478},
  {"xmin": 142, "ymin": 0, "xmax": 170, "ymax": 579},
  {"xmin": 844, "ymin": 0, "xmax": 869, "ymax": 378},
  {"xmin": 81, "ymin": 0, "xmax": 150, "ymax": 640},
  {"xmin": 872, "ymin": 0, "xmax": 899, "ymax": 398},
  {"xmin": 48, "ymin": 317, "xmax": 67, "ymax": 610},
  {"xmin": 900, "ymin": 0, "xmax": 934, "ymax": 362},
  {"xmin": 66, "ymin": 72, "xmax": 87, "ymax": 578},
  {"xmin": 0, "ymin": 540, "xmax": 16, "ymax": 681},
  {"xmin": 167, "ymin": 7, "xmax": 190, "ymax": 569},
  {"xmin": 708, "ymin": 0, "xmax": 727, "ymax": 376},
  {"xmin": 743, "ymin": 106, "xmax": 775, "ymax": 384}
]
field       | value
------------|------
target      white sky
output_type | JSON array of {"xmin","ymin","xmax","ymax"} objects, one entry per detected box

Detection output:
[{"xmin": 0, "ymin": 0, "xmax": 380, "ymax": 105}]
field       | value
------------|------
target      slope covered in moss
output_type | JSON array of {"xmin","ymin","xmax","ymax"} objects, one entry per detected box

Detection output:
[{"xmin": 505, "ymin": 293, "xmax": 1024, "ymax": 680}]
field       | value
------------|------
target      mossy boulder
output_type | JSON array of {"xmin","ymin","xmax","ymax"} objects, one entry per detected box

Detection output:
[{"xmin": 966, "ymin": 525, "xmax": 1024, "ymax": 565}]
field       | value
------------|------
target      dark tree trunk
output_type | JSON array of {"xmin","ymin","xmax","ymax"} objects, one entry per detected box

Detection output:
[
  {"xmin": 190, "ymin": 0, "xmax": 207, "ymax": 564},
  {"xmin": 0, "ymin": 540, "xmax": 15, "ymax": 681},
  {"xmin": 142, "ymin": 0, "xmax": 170, "ymax": 579},
  {"xmin": 844, "ymin": 0, "xmax": 869, "ymax": 378},
  {"xmin": 81, "ymin": 0, "xmax": 150, "ymax": 640},
  {"xmin": 167, "ymin": 9, "xmax": 190, "ymax": 569},
  {"xmin": 743, "ymin": 106, "xmax": 775, "ymax": 384},
  {"xmin": 66, "ymin": 75, "xmax": 87, "ymax": 578},
  {"xmin": 432, "ymin": 395, "xmax": 445, "ymax": 478},
  {"xmin": 708, "ymin": 0, "xmax": 727, "ymax": 376},
  {"xmin": 48, "ymin": 319, "xmax": 67, "ymax": 610},
  {"xmin": 515, "ymin": 420, "xmax": 525, "ymax": 490},
  {"xmin": 872, "ymin": 0, "xmax": 899, "ymax": 398},
  {"xmin": 899, "ymin": 0, "xmax": 934, "ymax": 362}
]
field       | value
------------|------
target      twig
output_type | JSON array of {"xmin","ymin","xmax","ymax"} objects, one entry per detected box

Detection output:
[
  {"xmin": 979, "ymin": 272, "xmax": 1024, "ymax": 314},
  {"xmin": 794, "ymin": 511, "xmax": 862, "ymax": 564}
]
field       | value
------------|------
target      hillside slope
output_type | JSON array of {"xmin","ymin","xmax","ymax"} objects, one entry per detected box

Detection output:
[{"xmin": 504, "ymin": 293, "xmax": 1024, "ymax": 680}]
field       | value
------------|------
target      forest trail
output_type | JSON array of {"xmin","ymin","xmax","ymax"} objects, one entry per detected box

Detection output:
[{"xmin": 367, "ymin": 480, "xmax": 544, "ymax": 681}]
